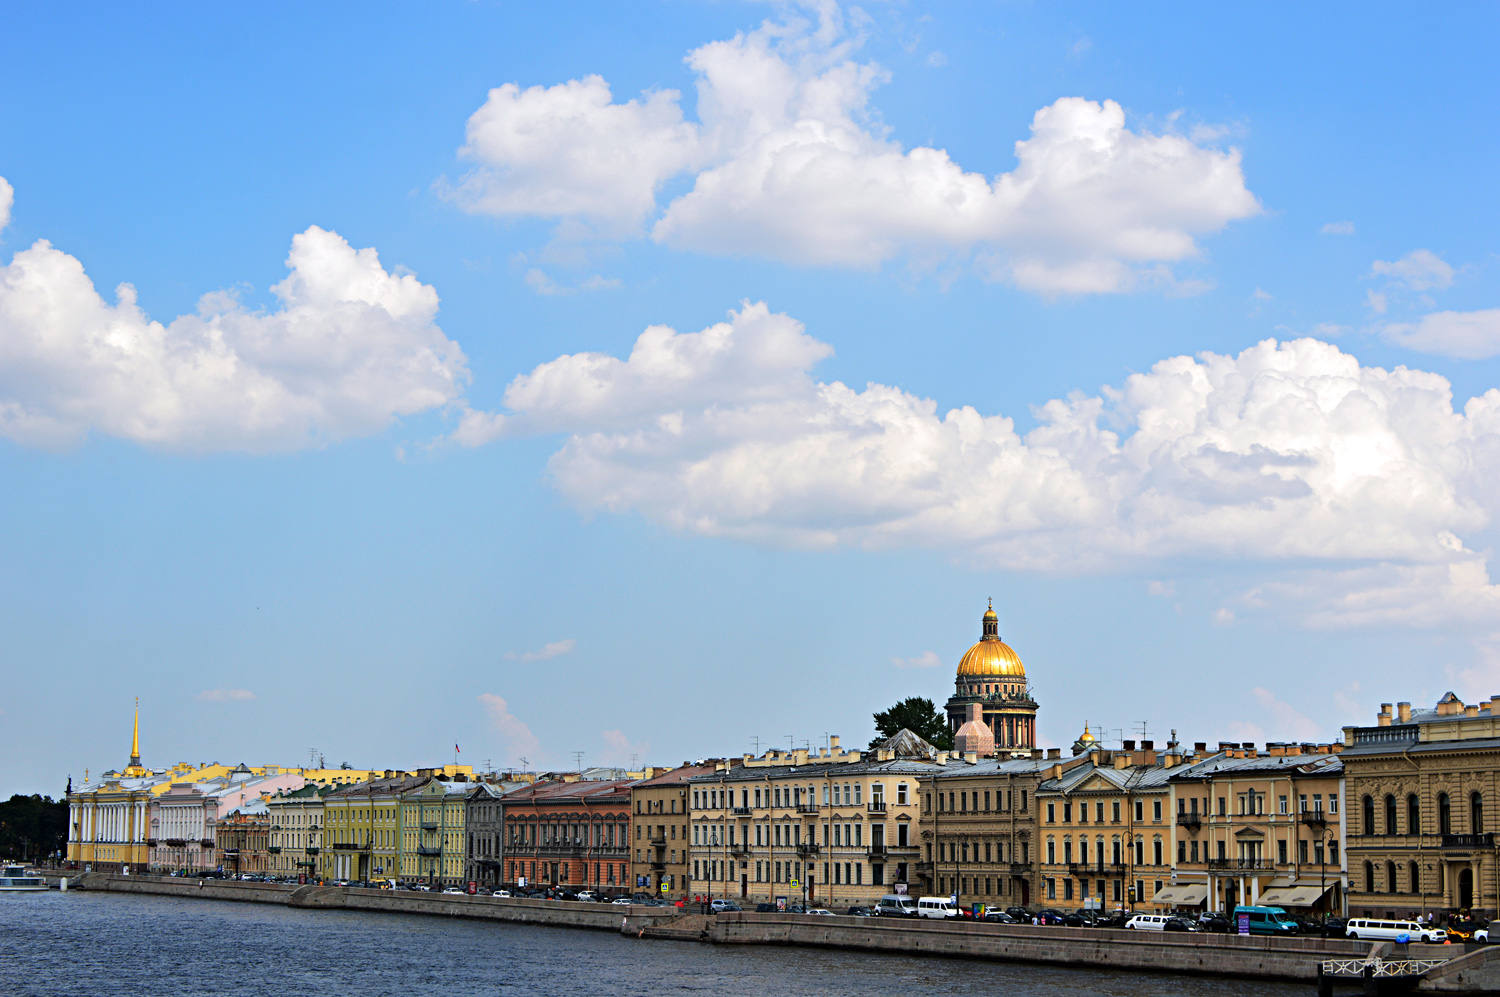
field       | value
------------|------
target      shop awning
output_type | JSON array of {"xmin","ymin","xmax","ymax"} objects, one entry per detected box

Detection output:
[
  {"xmin": 1152, "ymin": 883, "xmax": 1207, "ymax": 905},
  {"xmin": 1259, "ymin": 882, "xmax": 1331, "ymax": 907}
]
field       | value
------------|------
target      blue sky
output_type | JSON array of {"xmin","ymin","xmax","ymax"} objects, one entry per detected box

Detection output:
[{"xmin": 3, "ymin": 2, "xmax": 1498, "ymax": 797}]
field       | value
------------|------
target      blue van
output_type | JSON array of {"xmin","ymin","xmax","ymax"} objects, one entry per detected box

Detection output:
[{"xmin": 1232, "ymin": 905, "xmax": 1299, "ymax": 935}]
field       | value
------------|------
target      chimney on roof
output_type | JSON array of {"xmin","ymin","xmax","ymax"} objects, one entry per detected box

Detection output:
[
  {"xmin": 1141, "ymin": 740, "xmax": 1154, "ymax": 752},
  {"xmin": 1047, "ymin": 748, "xmax": 1061, "ymax": 760},
  {"xmin": 1194, "ymin": 742, "xmax": 1206, "ymax": 753},
  {"xmin": 1122, "ymin": 739, "xmax": 1136, "ymax": 751},
  {"xmin": 830, "ymin": 735, "xmax": 840, "ymax": 750},
  {"xmin": 1397, "ymin": 702, "xmax": 1412, "ymax": 722},
  {"xmin": 1466, "ymin": 704, "xmax": 1480, "ymax": 717},
  {"xmin": 1378, "ymin": 703, "xmax": 1393, "ymax": 726}
]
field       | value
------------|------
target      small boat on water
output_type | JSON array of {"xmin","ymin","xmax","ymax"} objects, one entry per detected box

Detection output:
[{"xmin": 0, "ymin": 863, "xmax": 47, "ymax": 892}]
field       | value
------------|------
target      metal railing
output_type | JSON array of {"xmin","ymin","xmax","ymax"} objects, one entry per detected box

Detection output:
[
  {"xmin": 1206, "ymin": 857, "xmax": 1275, "ymax": 872},
  {"xmin": 868, "ymin": 802, "xmax": 887, "ymax": 814},
  {"xmin": 1175, "ymin": 813, "xmax": 1201, "ymax": 829},
  {"xmin": 1441, "ymin": 832, "xmax": 1495, "ymax": 848}
]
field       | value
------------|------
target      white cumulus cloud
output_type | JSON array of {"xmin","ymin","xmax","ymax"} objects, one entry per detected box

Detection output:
[
  {"xmin": 197, "ymin": 688, "xmax": 255, "ymax": 703},
  {"xmin": 1320, "ymin": 220, "xmax": 1355, "ymax": 236},
  {"xmin": 1382, "ymin": 309, "xmax": 1500, "ymax": 360},
  {"xmin": 504, "ymin": 638, "xmax": 577, "ymax": 662},
  {"xmin": 478, "ymin": 692, "xmax": 543, "ymax": 763},
  {"xmin": 448, "ymin": 10, "xmax": 1258, "ymax": 293},
  {"xmin": 1370, "ymin": 249, "xmax": 1454, "ymax": 292},
  {"xmin": 456, "ymin": 300, "xmax": 1500, "ymax": 630},
  {"xmin": 892, "ymin": 650, "xmax": 943, "ymax": 669},
  {"xmin": 0, "ymin": 178, "xmax": 469, "ymax": 451},
  {"xmin": 0, "ymin": 176, "xmax": 12, "ymax": 234}
]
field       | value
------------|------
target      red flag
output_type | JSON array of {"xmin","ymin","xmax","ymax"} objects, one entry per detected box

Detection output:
[{"xmin": 455, "ymin": 743, "xmax": 460, "ymax": 753}]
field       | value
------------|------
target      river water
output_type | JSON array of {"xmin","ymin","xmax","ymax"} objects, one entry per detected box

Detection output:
[{"xmin": 3, "ymin": 891, "xmax": 1312, "ymax": 996}]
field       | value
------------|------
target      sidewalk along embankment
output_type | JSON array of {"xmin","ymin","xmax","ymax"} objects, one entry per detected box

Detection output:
[
  {"xmin": 71, "ymin": 874, "xmax": 684, "ymax": 932},
  {"xmin": 699, "ymin": 912, "xmax": 1453, "ymax": 983}
]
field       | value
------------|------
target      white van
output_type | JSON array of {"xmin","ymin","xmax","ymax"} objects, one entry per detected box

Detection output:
[
  {"xmin": 917, "ymin": 896, "xmax": 959, "ymax": 919},
  {"xmin": 1125, "ymin": 913, "xmax": 1172, "ymax": 931},
  {"xmin": 1345, "ymin": 918, "xmax": 1446, "ymax": 943},
  {"xmin": 874, "ymin": 894, "xmax": 919, "ymax": 918}
]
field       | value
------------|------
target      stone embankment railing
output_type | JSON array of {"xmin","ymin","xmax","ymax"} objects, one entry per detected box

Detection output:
[
  {"xmin": 69, "ymin": 873, "xmax": 683, "ymax": 932},
  {"xmin": 699, "ymin": 912, "xmax": 1455, "ymax": 983}
]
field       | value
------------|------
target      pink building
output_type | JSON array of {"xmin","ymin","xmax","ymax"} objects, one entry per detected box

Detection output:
[{"xmin": 149, "ymin": 766, "xmax": 307, "ymax": 873}]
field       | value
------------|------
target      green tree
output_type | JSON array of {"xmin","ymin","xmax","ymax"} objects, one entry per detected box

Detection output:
[
  {"xmin": 870, "ymin": 697, "xmax": 952, "ymax": 751},
  {"xmin": 0, "ymin": 794, "xmax": 68, "ymax": 863}
]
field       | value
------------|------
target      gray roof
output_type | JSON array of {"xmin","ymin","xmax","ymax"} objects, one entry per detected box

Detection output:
[
  {"xmin": 688, "ymin": 756, "xmax": 939, "ymax": 785},
  {"xmin": 928, "ymin": 756, "xmax": 1066, "ymax": 781}
]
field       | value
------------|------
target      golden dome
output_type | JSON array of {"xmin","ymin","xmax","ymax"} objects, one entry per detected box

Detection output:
[
  {"xmin": 958, "ymin": 600, "xmax": 1025, "ymax": 677},
  {"xmin": 1078, "ymin": 727, "xmax": 1096, "ymax": 744},
  {"xmin": 957, "ymin": 638, "xmax": 1026, "ymax": 677}
]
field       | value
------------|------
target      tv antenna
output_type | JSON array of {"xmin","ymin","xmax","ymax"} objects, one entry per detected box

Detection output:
[{"xmin": 572, "ymin": 750, "xmax": 585, "ymax": 772}]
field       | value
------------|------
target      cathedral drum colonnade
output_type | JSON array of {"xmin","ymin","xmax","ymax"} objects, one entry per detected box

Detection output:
[{"xmin": 945, "ymin": 601, "xmax": 1038, "ymax": 753}]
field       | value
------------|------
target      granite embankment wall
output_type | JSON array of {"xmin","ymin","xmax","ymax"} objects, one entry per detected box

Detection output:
[
  {"xmin": 699, "ymin": 912, "xmax": 1450, "ymax": 983},
  {"xmin": 72, "ymin": 874, "xmax": 680, "ymax": 932},
  {"xmin": 64, "ymin": 876, "xmax": 1491, "ymax": 988}
]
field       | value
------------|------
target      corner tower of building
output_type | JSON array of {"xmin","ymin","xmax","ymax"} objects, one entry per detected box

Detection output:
[{"xmin": 943, "ymin": 600, "xmax": 1038, "ymax": 754}]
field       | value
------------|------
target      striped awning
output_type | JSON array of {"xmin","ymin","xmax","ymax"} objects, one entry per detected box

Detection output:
[{"xmin": 1259, "ymin": 882, "xmax": 1331, "ymax": 907}]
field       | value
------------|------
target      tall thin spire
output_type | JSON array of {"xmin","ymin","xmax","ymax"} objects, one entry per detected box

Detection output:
[{"xmin": 127, "ymin": 697, "xmax": 142, "ymax": 772}]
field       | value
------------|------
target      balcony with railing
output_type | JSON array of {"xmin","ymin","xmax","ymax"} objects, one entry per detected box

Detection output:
[
  {"xmin": 199, "ymin": 839, "xmax": 214, "ymax": 848},
  {"xmin": 331, "ymin": 840, "xmax": 368, "ymax": 851},
  {"xmin": 421, "ymin": 822, "xmax": 439, "ymax": 832},
  {"xmin": 417, "ymin": 845, "xmax": 442, "ymax": 856},
  {"xmin": 1299, "ymin": 809, "xmax": 1330, "ymax": 828},
  {"xmin": 1442, "ymin": 833, "xmax": 1496, "ymax": 849},
  {"xmin": 268, "ymin": 845, "xmax": 282, "ymax": 854},
  {"xmin": 868, "ymin": 801, "xmax": 887, "ymax": 814},
  {"xmin": 305, "ymin": 846, "xmax": 319, "ymax": 855},
  {"xmin": 795, "ymin": 843, "xmax": 821, "ymax": 857},
  {"xmin": 796, "ymin": 803, "xmax": 819, "ymax": 815},
  {"xmin": 867, "ymin": 843, "xmax": 886, "ymax": 857},
  {"xmin": 647, "ymin": 830, "xmax": 666, "ymax": 844},
  {"xmin": 730, "ymin": 841, "xmax": 751, "ymax": 856},
  {"xmin": 731, "ymin": 807, "xmax": 752, "ymax": 816},
  {"xmin": 1207, "ymin": 857, "xmax": 1275, "ymax": 872},
  {"xmin": 1175, "ymin": 813, "xmax": 1202, "ymax": 830}
]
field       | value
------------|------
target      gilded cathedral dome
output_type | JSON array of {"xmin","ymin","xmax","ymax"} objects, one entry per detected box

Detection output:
[{"xmin": 955, "ymin": 601, "xmax": 1026, "ymax": 679}]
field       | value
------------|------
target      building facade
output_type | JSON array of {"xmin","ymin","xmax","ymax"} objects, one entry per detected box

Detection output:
[
  {"xmin": 630, "ymin": 764, "xmax": 715, "ymax": 900},
  {"xmin": 398, "ymin": 776, "xmax": 469, "ymax": 886},
  {"xmin": 1343, "ymin": 693, "xmax": 1500, "ymax": 919},
  {"xmin": 920, "ymin": 754, "xmax": 1082, "ymax": 910},
  {"xmin": 148, "ymin": 767, "xmax": 308, "ymax": 873},
  {"xmin": 688, "ymin": 734, "xmax": 938, "ymax": 909},
  {"xmin": 216, "ymin": 801, "xmax": 271, "ymax": 876},
  {"xmin": 267, "ymin": 784, "xmax": 329, "ymax": 880},
  {"xmin": 501, "ymin": 780, "xmax": 634, "ymax": 894},
  {"xmin": 943, "ymin": 602, "xmax": 1038, "ymax": 754},
  {"xmin": 1166, "ymin": 743, "xmax": 1345, "ymax": 914}
]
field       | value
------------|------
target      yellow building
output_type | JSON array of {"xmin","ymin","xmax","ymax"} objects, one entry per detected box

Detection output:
[
  {"xmin": 322, "ymin": 766, "xmax": 472, "ymax": 884},
  {"xmin": 399, "ymin": 776, "xmax": 469, "ymax": 886}
]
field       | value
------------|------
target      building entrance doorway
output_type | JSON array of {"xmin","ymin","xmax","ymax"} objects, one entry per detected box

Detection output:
[
  {"xmin": 1019, "ymin": 879, "xmax": 1029, "ymax": 906},
  {"xmin": 741, "ymin": 873, "xmax": 747, "ymax": 897},
  {"xmin": 1459, "ymin": 867, "xmax": 1474, "ymax": 911}
]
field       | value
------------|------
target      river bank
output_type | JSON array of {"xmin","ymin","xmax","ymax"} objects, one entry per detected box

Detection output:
[{"xmin": 47, "ymin": 873, "xmax": 1500, "ymax": 991}]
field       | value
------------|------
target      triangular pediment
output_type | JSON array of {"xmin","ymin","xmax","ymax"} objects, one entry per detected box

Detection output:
[{"xmin": 1072, "ymin": 774, "xmax": 1122, "ymax": 794}]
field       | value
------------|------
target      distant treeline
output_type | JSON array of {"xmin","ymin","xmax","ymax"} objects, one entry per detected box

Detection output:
[{"xmin": 0, "ymin": 795, "xmax": 67, "ymax": 862}]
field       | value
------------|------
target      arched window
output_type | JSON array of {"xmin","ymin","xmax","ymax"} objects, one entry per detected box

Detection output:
[
  {"xmin": 1409, "ymin": 861, "xmax": 1420, "ymax": 895},
  {"xmin": 1362, "ymin": 795, "xmax": 1375, "ymax": 835},
  {"xmin": 1407, "ymin": 794, "xmax": 1421, "ymax": 835},
  {"xmin": 1471, "ymin": 791, "xmax": 1484, "ymax": 834},
  {"xmin": 1384, "ymin": 794, "xmax": 1398, "ymax": 834},
  {"xmin": 1364, "ymin": 860, "xmax": 1375, "ymax": 893},
  {"xmin": 1386, "ymin": 860, "xmax": 1398, "ymax": 894},
  {"xmin": 1438, "ymin": 793, "xmax": 1451, "ymax": 835}
]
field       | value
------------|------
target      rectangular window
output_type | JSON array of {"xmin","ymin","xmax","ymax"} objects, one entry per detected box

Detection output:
[
  {"xmin": 1064, "ymin": 879, "xmax": 1073, "ymax": 900},
  {"xmin": 1063, "ymin": 801, "xmax": 1072, "ymax": 823},
  {"xmin": 1152, "ymin": 801, "xmax": 1161, "ymax": 823},
  {"xmin": 1047, "ymin": 803, "xmax": 1056, "ymax": 824},
  {"xmin": 1135, "ymin": 801, "xmax": 1144, "ymax": 822},
  {"xmin": 1217, "ymin": 796, "xmax": 1226, "ymax": 816},
  {"xmin": 1112, "ymin": 801, "xmax": 1121, "ymax": 823},
  {"xmin": 1277, "ymin": 840, "xmax": 1287, "ymax": 865},
  {"xmin": 1096, "ymin": 802, "xmax": 1104, "ymax": 823},
  {"xmin": 1330, "ymin": 796, "xmax": 1338, "ymax": 815},
  {"xmin": 984, "ymin": 791, "xmax": 990, "ymax": 811}
]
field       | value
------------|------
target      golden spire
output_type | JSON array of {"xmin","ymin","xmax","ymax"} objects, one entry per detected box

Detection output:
[{"xmin": 126, "ymin": 698, "xmax": 143, "ymax": 774}]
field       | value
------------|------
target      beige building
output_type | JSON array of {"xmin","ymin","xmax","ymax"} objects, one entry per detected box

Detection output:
[
  {"xmin": 631, "ymin": 763, "xmax": 716, "ymax": 900},
  {"xmin": 689, "ymin": 733, "xmax": 938, "ymax": 909},
  {"xmin": 918, "ymin": 753, "xmax": 1079, "ymax": 910},
  {"xmin": 1166, "ymin": 742, "xmax": 1345, "ymax": 914},
  {"xmin": 1343, "ymin": 693, "xmax": 1500, "ymax": 918}
]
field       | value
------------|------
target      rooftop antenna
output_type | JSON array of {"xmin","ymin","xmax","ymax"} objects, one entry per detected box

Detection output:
[
  {"xmin": 518, "ymin": 755, "xmax": 530, "ymax": 774},
  {"xmin": 307, "ymin": 748, "xmax": 319, "ymax": 769},
  {"xmin": 751, "ymin": 735, "xmax": 762, "ymax": 754},
  {"xmin": 786, "ymin": 735, "xmax": 795, "ymax": 752},
  {"xmin": 630, "ymin": 752, "xmax": 640, "ymax": 770},
  {"xmin": 482, "ymin": 758, "xmax": 493, "ymax": 774},
  {"xmin": 1133, "ymin": 721, "xmax": 1151, "ymax": 741},
  {"xmin": 572, "ymin": 750, "xmax": 585, "ymax": 772},
  {"xmin": 1107, "ymin": 728, "xmax": 1125, "ymax": 749}
]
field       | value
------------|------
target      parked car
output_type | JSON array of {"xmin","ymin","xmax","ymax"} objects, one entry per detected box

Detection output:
[
  {"xmin": 805, "ymin": 908, "xmax": 834, "ymax": 916},
  {"xmin": 575, "ymin": 891, "xmax": 599, "ymax": 902},
  {"xmin": 709, "ymin": 899, "xmax": 741, "ymax": 913},
  {"xmin": 1345, "ymin": 917, "xmax": 1445, "ymax": 943},
  {"xmin": 1005, "ymin": 906, "xmax": 1033, "ymax": 922},
  {"xmin": 1034, "ymin": 909, "xmax": 1067, "ymax": 925},
  {"xmin": 441, "ymin": 887, "xmax": 466, "ymax": 895},
  {"xmin": 982, "ymin": 910, "xmax": 1017, "ymax": 923},
  {"xmin": 1126, "ymin": 913, "xmax": 1172, "ymax": 931},
  {"xmin": 1197, "ymin": 912, "xmax": 1232, "ymax": 933},
  {"xmin": 1164, "ymin": 915, "xmax": 1201, "ymax": 932},
  {"xmin": 846, "ymin": 906, "xmax": 873, "ymax": 917},
  {"xmin": 873, "ymin": 895, "xmax": 919, "ymax": 918}
]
